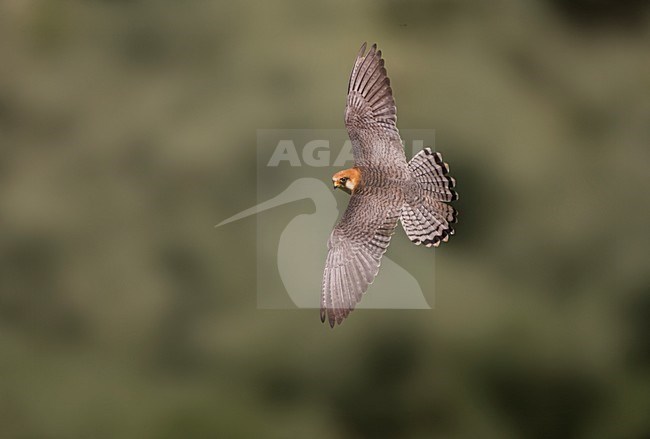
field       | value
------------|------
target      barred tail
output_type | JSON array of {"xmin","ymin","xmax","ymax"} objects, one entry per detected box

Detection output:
[
  {"xmin": 400, "ymin": 148, "xmax": 458, "ymax": 247},
  {"xmin": 408, "ymin": 148, "xmax": 457, "ymax": 202}
]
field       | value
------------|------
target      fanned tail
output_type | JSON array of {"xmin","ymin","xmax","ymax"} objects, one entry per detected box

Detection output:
[
  {"xmin": 408, "ymin": 148, "xmax": 457, "ymax": 202},
  {"xmin": 400, "ymin": 148, "xmax": 458, "ymax": 247}
]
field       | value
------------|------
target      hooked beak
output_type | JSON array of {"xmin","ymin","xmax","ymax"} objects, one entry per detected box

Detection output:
[{"xmin": 332, "ymin": 181, "xmax": 340, "ymax": 190}]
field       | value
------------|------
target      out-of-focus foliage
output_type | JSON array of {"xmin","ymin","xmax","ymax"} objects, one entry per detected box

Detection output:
[{"xmin": 0, "ymin": 1, "xmax": 648, "ymax": 438}]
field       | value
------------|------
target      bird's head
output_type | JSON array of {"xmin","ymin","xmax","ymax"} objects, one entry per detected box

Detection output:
[{"xmin": 332, "ymin": 168, "xmax": 361, "ymax": 195}]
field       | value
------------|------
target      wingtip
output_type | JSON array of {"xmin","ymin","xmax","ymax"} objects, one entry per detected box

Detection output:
[
  {"xmin": 358, "ymin": 42, "xmax": 367, "ymax": 56},
  {"xmin": 358, "ymin": 42, "xmax": 382, "ymax": 59},
  {"xmin": 322, "ymin": 308, "xmax": 336, "ymax": 328}
]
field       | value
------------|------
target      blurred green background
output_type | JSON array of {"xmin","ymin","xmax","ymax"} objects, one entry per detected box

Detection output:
[{"xmin": 1, "ymin": 1, "xmax": 649, "ymax": 438}]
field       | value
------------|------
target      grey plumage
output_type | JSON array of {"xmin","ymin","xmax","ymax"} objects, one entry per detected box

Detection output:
[
  {"xmin": 345, "ymin": 43, "xmax": 406, "ymax": 174},
  {"xmin": 321, "ymin": 43, "xmax": 458, "ymax": 327}
]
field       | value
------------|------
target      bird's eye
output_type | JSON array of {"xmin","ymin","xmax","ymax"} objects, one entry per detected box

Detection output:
[{"xmin": 340, "ymin": 177, "xmax": 348, "ymax": 183}]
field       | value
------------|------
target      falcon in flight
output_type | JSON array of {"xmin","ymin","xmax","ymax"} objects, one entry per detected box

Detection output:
[{"xmin": 321, "ymin": 42, "xmax": 458, "ymax": 327}]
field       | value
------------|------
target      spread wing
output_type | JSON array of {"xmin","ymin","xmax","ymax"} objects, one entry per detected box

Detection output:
[
  {"xmin": 345, "ymin": 43, "xmax": 407, "ymax": 171},
  {"xmin": 321, "ymin": 187, "xmax": 403, "ymax": 327}
]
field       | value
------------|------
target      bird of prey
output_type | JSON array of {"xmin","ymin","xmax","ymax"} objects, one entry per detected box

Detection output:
[{"xmin": 321, "ymin": 42, "xmax": 458, "ymax": 327}]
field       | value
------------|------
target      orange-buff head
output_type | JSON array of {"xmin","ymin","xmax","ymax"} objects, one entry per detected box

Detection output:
[{"xmin": 332, "ymin": 168, "xmax": 361, "ymax": 194}]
